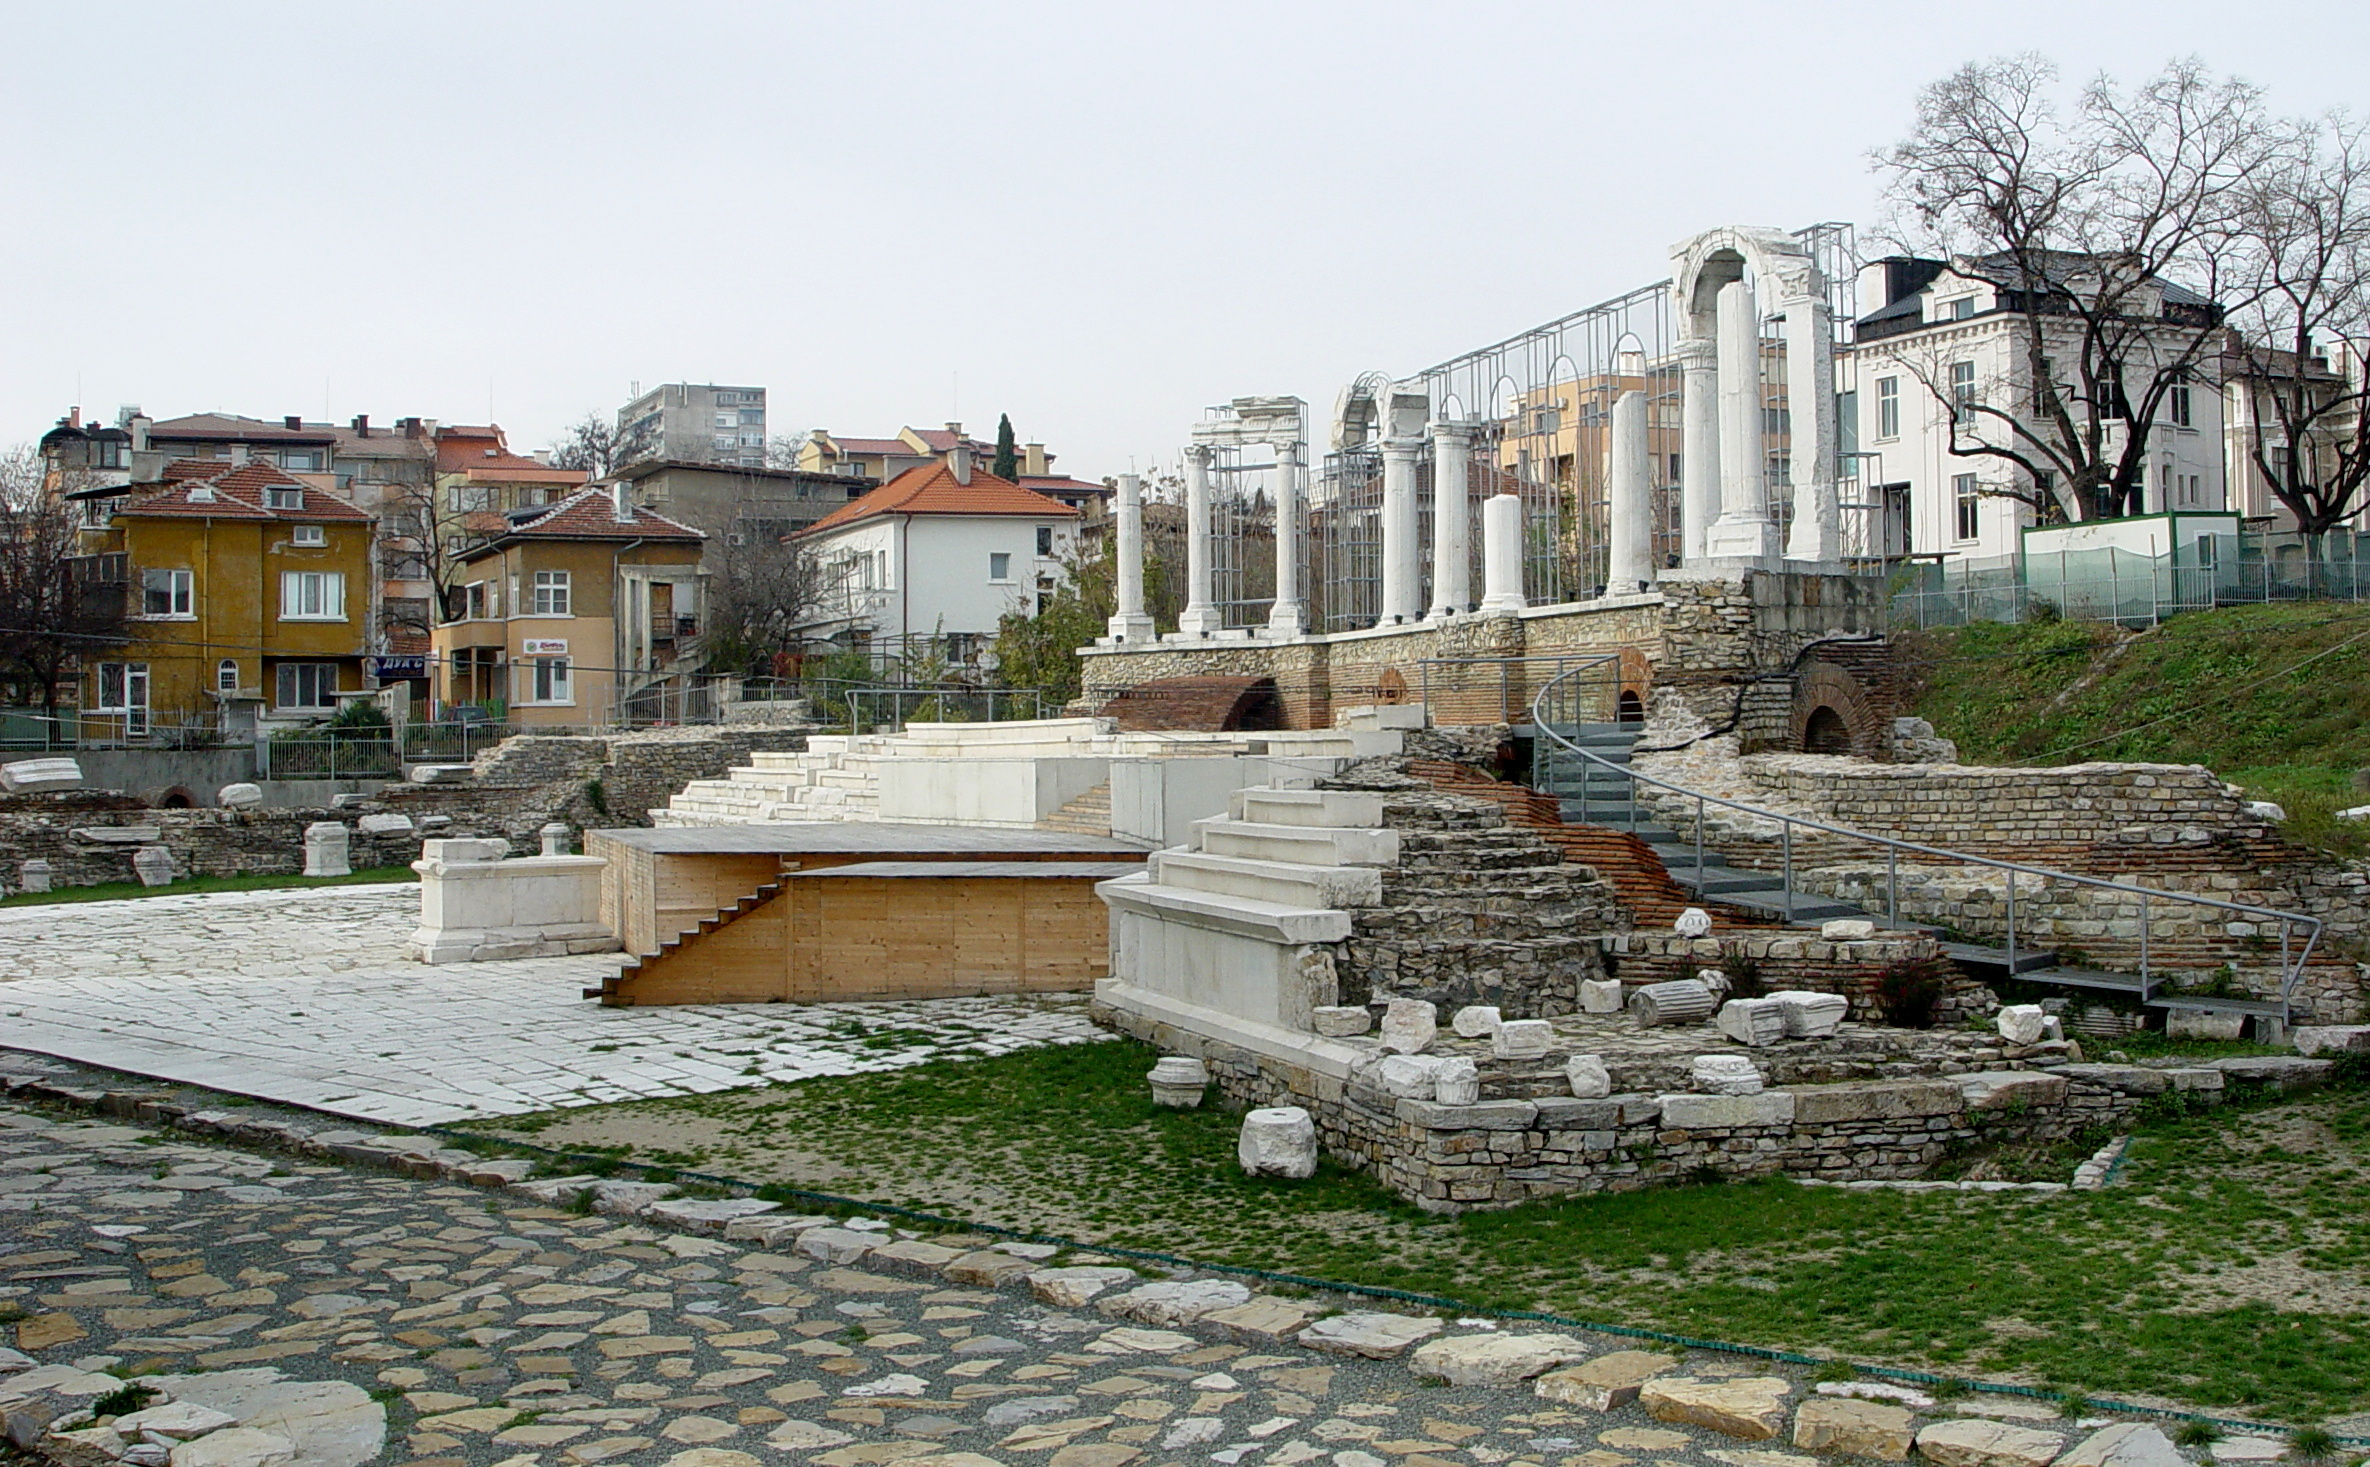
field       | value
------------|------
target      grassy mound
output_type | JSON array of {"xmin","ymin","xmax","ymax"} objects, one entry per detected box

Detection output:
[{"xmin": 1899, "ymin": 603, "xmax": 2370, "ymax": 857}]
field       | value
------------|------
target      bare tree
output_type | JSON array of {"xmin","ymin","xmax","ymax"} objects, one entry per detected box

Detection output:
[
  {"xmin": 549, "ymin": 413, "xmax": 621, "ymax": 475},
  {"xmin": 0, "ymin": 494, "xmax": 126, "ymax": 716},
  {"xmin": 0, "ymin": 443, "xmax": 41, "ymax": 511},
  {"xmin": 1878, "ymin": 56, "xmax": 2282, "ymax": 521},
  {"xmin": 764, "ymin": 432, "xmax": 809, "ymax": 472},
  {"xmin": 2224, "ymin": 115, "xmax": 2370, "ymax": 549},
  {"xmin": 704, "ymin": 528, "xmax": 831, "ymax": 676}
]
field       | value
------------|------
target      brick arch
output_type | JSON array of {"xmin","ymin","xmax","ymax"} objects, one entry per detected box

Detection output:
[
  {"xmin": 1615, "ymin": 648, "xmax": 1652, "ymax": 723},
  {"xmin": 1790, "ymin": 660, "xmax": 1882, "ymax": 758}
]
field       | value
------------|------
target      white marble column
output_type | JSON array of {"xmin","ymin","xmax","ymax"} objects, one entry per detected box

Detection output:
[
  {"xmin": 1607, "ymin": 389, "xmax": 1654, "ymax": 593},
  {"xmin": 1678, "ymin": 336, "xmax": 1720, "ymax": 565},
  {"xmin": 1379, "ymin": 435, "xmax": 1423, "ymax": 624},
  {"xmin": 1479, "ymin": 493, "xmax": 1526, "ymax": 614},
  {"xmin": 1781, "ymin": 286, "xmax": 1840, "ymax": 563},
  {"xmin": 1267, "ymin": 442, "xmax": 1306, "ymax": 636},
  {"xmin": 1705, "ymin": 277, "xmax": 1780, "ymax": 561},
  {"xmin": 1428, "ymin": 421, "xmax": 1472, "ymax": 617},
  {"xmin": 1176, "ymin": 445, "xmax": 1222, "ymax": 635},
  {"xmin": 1106, "ymin": 472, "xmax": 1154, "ymax": 642}
]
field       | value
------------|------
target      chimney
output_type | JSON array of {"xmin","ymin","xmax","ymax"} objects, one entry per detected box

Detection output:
[
  {"xmin": 351, "ymin": 413, "xmax": 369, "ymax": 434},
  {"xmin": 67, "ymin": 406, "xmax": 80, "ymax": 429},
  {"xmin": 944, "ymin": 420, "xmax": 963, "ymax": 441},
  {"xmin": 949, "ymin": 444, "xmax": 973, "ymax": 484},
  {"xmin": 129, "ymin": 414, "xmax": 150, "ymax": 452},
  {"xmin": 284, "ymin": 415, "xmax": 303, "ymax": 431},
  {"xmin": 1023, "ymin": 442, "xmax": 1048, "ymax": 477},
  {"xmin": 612, "ymin": 479, "xmax": 633, "ymax": 522},
  {"xmin": 231, "ymin": 442, "xmax": 250, "ymax": 464}
]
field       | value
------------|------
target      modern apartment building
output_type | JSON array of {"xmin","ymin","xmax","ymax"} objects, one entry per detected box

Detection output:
[{"xmin": 617, "ymin": 384, "xmax": 769, "ymax": 470}]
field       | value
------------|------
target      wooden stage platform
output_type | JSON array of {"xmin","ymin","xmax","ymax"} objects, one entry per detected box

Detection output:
[{"xmin": 584, "ymin": 824, "xmax": 1150, "ymax": 1006}]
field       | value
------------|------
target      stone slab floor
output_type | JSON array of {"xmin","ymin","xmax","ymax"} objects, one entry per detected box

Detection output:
[{"xmin": 0, "ymin": 887, "xmax": 1104, "ymax": 1127}]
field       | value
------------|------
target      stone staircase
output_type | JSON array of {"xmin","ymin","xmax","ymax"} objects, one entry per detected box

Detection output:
[
  {"xmin": 655, "ymin": 735, "xmax": 891, "ymax": 825},
  {"xmin": 1038, "ymin": 782, "xmax": 1112, "ymax": 838},
  {"xmin": 1532, "ymin": 721, "xmax": 2297, "ymax": 1026}
]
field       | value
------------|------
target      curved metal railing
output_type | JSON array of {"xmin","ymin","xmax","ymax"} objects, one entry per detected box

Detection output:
[{"xmin": 1530, "ymin": 663, "xmax": 2325, "ymax": 1021}]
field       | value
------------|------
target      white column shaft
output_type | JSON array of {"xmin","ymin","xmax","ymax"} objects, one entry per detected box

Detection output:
[
  {"xmin": 1678, "ymin": 339, "xmax": 1720, "ymax": 564},
  {"xmin": 1267, "ymin": 444, "xmax": 1306, "ymax": 635},
  {"xmin": 1379, "ymin": 439, "xmax": 1423, "ymax": 624},
  {"xmin": 1782, "ymin": 290, "xmax": 1840, "ymax": 563},
  {"xmin": 1606, "ymin": 390, "xmax": 1654, "ymax": 592},
  {"xmin": 1705, "ymin": 277, "xmax": 1781, "ymax": 561},
  {"xmin": 1106, "ymin": 472, "xmax": 1153, "ymax": 641},
  {"xmin": 1428, "ymin": 423, "xmax": 1472, "ymax": 617},
  {"xmin": 1479, "ymin": 493, "xmax": 1526, "ymax": 614},
  {"xmin": 1177, "ymin": 446, "xmax": 1221, "ymax": 634}
]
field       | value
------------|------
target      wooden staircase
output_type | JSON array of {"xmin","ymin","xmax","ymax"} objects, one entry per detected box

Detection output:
[
  {"xmin": 589, "ymin": 875, "xmax": 789, "ymax": 1006},
  {"xmin": 1038, "ymin": 781, "xmax": 1112, "ymax": 838}
]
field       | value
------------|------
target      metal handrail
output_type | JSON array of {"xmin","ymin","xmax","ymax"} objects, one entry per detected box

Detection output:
[{"xmin": 1530, "ymin": 663, "xmax": 2324, "ymax": 1021}]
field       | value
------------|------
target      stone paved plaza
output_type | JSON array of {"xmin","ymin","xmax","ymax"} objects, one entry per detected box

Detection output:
[
  {"xmin": 3, "ymin": 1092, "xmax": 2282, "ymax": 1467},
  {"xmin": 0, "ymin": 887, "xmax": 1104, "ymax": 1127}
]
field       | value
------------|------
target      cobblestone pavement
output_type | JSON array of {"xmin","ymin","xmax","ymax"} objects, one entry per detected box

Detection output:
[
  {"xmin": 0, "ymin": 1083, "xmax": 2288, "ymax": 1467},
  {"xmin": 0, "ymin": 888, "xmax": 1104, "ymax": 1127}
]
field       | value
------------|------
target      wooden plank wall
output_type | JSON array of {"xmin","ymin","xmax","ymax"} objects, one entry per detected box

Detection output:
[{"xmin": 788, "ymin": 876, "xmax": 1109, "ymax": 1001}]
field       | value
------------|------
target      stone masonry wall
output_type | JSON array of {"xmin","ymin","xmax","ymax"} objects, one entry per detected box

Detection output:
[{"xmin": 0, "ymin": 794, "xmax": 424, "ymax": 889}]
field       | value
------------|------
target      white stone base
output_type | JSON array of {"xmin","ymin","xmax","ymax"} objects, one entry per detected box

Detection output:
[
  {"xmin": 408, "ymin": 924, "xmax": 618, "ymax": 964},
  {"xmin": 410, "ymin": 844, "xmax": 615, "ymax": 965}
]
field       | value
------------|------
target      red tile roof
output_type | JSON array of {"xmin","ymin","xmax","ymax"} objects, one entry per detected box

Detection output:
[
  {"xmin": 798, "ymin": 463, "xmax": 1079, "ymax": 537},
  {"xmin": 114, "ymin": 460, "xmax": 373, "ymax": 521},
  {"xmin": 477, "ymin": 486, "xmax": 705, "ymax": 546},
  {"xmin": 1019, "ymin": 476, "xmax": 1109, "ymax": 498},
  {"xmin": 433, "ymin": 424, "xmax": 585, "ymax": 483}
]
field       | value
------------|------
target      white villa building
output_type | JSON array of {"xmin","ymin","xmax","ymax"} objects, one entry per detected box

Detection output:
[
  {"xmin": 1843, "ymin": 254, "xmax": 2230, "ymax": 563},
  {"xmin": 792, "ymin": 448, "xmax": 1081, "ymax": 663}
]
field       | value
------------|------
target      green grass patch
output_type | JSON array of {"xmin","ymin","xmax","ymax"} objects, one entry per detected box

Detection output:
[
  {"xmin": 0, "ymin": 865, "xmax": 416, "ymax": 908},
  {"xmin": 459, "ymin": 1037, "xmax": 2370, "ymax": 1421},
  {"xmin": 1902, "ymin": 604, "xmax": 2370, "ymax": 858}
]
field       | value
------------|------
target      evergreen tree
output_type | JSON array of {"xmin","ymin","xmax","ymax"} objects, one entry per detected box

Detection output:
[{"xmin": 992, "ymin": 414, "xmax": 1019, "ymax": 480}]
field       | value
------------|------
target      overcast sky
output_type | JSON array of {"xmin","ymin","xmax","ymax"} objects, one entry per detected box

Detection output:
[{"xmin": 4, "ymin": 1, "xmax": 2363, "ymax": 480}]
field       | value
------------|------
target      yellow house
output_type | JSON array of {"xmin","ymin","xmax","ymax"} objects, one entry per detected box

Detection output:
[
  {"xmin": 431, "ymin": 485, "xmax": 706, "ymax": 728},
  {"xmin": 73, "ymin": 459, "xmax": 376, "ymax": 741}
]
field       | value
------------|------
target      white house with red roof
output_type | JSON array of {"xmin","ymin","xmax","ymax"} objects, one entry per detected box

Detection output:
[{"xmin": 791, "ymin": 449, "xmax": 1080, "ymax": 662}]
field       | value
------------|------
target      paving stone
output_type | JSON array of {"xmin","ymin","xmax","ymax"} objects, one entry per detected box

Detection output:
[
  {"xmin": 1791, "ymin": 1397, "xmax": 1914, "ymax": 1459},
  {"xmin": 2057, "ymin": 1423, "xmax": 2187, "ymax": 1467},
  {"xmin": 1095, "ymin": 1280, "xmax": 1253, "ymax": 1329},
  {"xmin": 1410, "ymin": 1333, "xmax": 1589, "ymax": 1387},
  {"xmin": 1534, "ymin": 1351, "xmax": 1679, "ymax": 1410},
  {"xmin": 1914, "ymin": 1418, "xmax": 2069, "ymax": 1467},
  {"xmin": 1028, "ymin": 1268, "xmax": 1139, "ymax": 1308},
  {"xmin": 648, "ymin": 1198, "xmax": 782, "ymax": 1234},
  {"xmin": 1296, "ymin": 1313, "xmax": 1444, "ymax": 1359},
  {"xmin": 1200, "ymin": 1297, "xmax": 1321, "ymax": 1344},
  {"xmin": 1639, "ymin": 1376, "xmax": 1793, "ymax": 1440},
  {"xmin": 942, "ymin": 1251, "xmax": 1039, "ymax": 1288}
]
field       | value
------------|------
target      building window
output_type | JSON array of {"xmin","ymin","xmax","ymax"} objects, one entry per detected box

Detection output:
[
  {"xmin": 1876, "ymin": 378, "xmax": 1900, "ymax": 439},
  {"xmin": 532, "ymin": 657, "xmax": 571, "ymax": 704},
  {"xmin": 738, "ymin": 409, "xmax": 765, "ymax": 426},
  {"xmin": 266, "ymin": 486, "xmax": 304, "ymax": 510},
  {"xmin": 1950, "ymin": 362, "xmax": 1978, "ymax": 426},
  {"xmin": 96, "ymin": 661, "xmax": 150, "ymax": 713},
  {"xmin": 276, "ymin": 662, "xmax": 338, "ymax": 710},
  {"xmin": 140, "ymin": 568, "xmax": 192, "ymax": 618},
  {"xmin": 988, "ymin": 552, "xmax": 1012, "ymax": 581},
  {"xmin": 531, "ymin": 570, "xmax": 571, "ymax": 615},
  {"xmin": 1953, "ymin": 474, "xmax": 1981, "ymax": 542},
  {"xmin": 93, "ymin": 439, "xmax": 125, "ymax": 469},
  {"xmin": 452, "ymin": 483, "xmax": 493, "ymax": 512},
  {"xmin": 81, "ymin": 496, "xmax": 112, "ymax": 528},
  {"xmin": 280, "ymin": 570, "xmax": 346, "ymax": 620},
  {"xmin": 839, "ymin": 462, "xmax": 867, "ymax": 477},
  {"xmin": 714, "ymin": 412, "xmax": 737, "ymax": 429},
  {"xmin": 292, "ymin": 524, "xmax": 325, "ymax": 546},
  {"xmin": 712, "ymin": 434, "xmax": 738, "ymax": 451},
  {"xmin": 217, "ymin": 659, "xmax": 240, "ymax": 692},
  {"xmin": 1036, "ymin": 526, "xmax": 1054, "ymax": 556},
  {"xmin": 2170, "ymin": 382, "xmax": 2194, "ymax": 428},
  {"xmin": 1949, "ymin": 296, "xmax": 1976, "ymax": 321},
  {"xmin": 281, "ymin": 450, "xmax": 322, "ymax": 473}
]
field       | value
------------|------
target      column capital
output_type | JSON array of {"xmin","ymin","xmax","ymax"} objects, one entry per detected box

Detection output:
[
  {"xmin": 1676, "ymin": 337, "xmax": 1718, "ymax": 369},
  {"xmin": 1273, "ymin": 440, "xmax": 1302, "ymax": 469},
  {"xmin": 1185, "ymin": 442, "xmax": 1214, "ymax": 468},
  {"xmin": 1428, "ymin": 419, "xmax": 1473, "ymax": 446},
  {"xmin": 1380, "ymin": 436, "xmax": 1423, "ymax": 462}
]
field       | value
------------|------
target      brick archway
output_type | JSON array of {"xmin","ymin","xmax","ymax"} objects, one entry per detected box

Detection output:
[{"xmin": 1790, "ymin": 660, "xmax": 1882, "ymax": 758}]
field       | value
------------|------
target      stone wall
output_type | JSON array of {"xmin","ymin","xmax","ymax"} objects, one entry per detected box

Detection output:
[
  {"xmin": 1606, "ymin": 931, "xmax": 1996, "ymax": 1027},
  {"xmin": 1078, "ymin": 569, "xmax": 1903, "ymax": 742},
  {"xmin": 0, "ymin": 794, "xmax": 424, "ymax": 888}
]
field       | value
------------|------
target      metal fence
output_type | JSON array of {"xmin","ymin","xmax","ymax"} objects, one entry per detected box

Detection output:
[{"xmin": 1891, "ymin": 528, "xmax": 2370, "ymax": 629}]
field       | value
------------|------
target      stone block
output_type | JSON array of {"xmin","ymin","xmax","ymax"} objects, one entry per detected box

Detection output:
[
  {"xmin": 1238, "ymin": 1107, "xmax": 1317, "ymax": 1178},
  {"xmin": 303, "ymin": 821, "xmax": 351, "ymax": 878},
  {"xmin": 1952, "ymin": 1072, "xmax": 2068, "ymax": 1111},
  {"xmin": 1639, "ymin": 1376, "xmax": 1792, "ymax": 1440},
  {"xmin": 795, "ymin": 1227, "xmax": 880, "ymax": 1265},
  {"xmin": 1819, "ymin": 919, "xmax": 1877, "ymax": 941},
  {"xmin": 1533, "ymin": 1096, "xmax": 1619, "ymax": 1129},
  {"xmin": 356, "ymin": 812, "xmax": 413, "ymax": 835},
  {"xmin": 165, "ymin": 1427, "xmax": 300, "ymax": 1466},
  {"xmin": 1715, "ymin": 998, "xmax": 1785, "ymax": 1047},
  {"xmin": 1201, "ymin": 1296, "xmax": 1320, "ymax": 1344},
  {"xmin": 943, "ymin": 1250, "xmax": 1038, "ymax": 1288},
  {"xmin": 1793, "ymin": 1397, "xmax": 1914, "ymax": 1460},
  {"xmin": 1691, "ymin": 1054, "xmax": 1764, "ymax": 1095},
  {"xmin": 1395, "ymin": 1099, "xmax": 1538, "ymax": 1131},
  {"xmin": 1769, "ymin": 990, "xmax": 1848, "ymax": 1038},
  {"xmin": 1632, "ymin": 979, "xmax": 1716, "ymax": 1026},
  {"xmin": 17, "ymin": 860, "xmax": 51, "ymax": 894},
  {"xmin": 1410, "ymin": 1332, "xmax": 1590, "ymax": 1387},
  {"xmin": 1379, "ymin": 998, "xmax": 1438, "ymax": 1054},
  {"xmin": 2166, "ymin": 1009, "xmax": 2245, "ymax": 1041},
  {"xmin": 1492, "ymin": 1019, "xmax": 1554, "ymax": 1059},
  {"xmin": 1533, "ymin": 1350, "xmax": 1679, "ymax": 1410},
  {"xmin": 2056, "ymin": 1423, "xmax": 2185, "ymax": 1467},
  {"xmin": 0, "ymin": 758, "xmax": 80, "ymax": 793},
  {"xmin": 1296, "ymin": 1311, "xmax": 1444, "ymax": 1359},
  {"xmin": 1377, "ymin": 1054, "xmax": 1443, "ymax": 1100},
  {"xmin": 863, "ymin": 1240, "xmax": 966, "ymax": 1279},
  {"xmin": 1028, "ymin": 1266, "xmax": 1138, "ymax": 1308},
  {"xmin": 1148, "ymin": 1057, "xmax": 1210, "ymax": 1109},
  {"xmin": 1566, "ymin": 1054, "xmax": 1612, "ymax": 1099},
  {"xmin": 1451, "ymin": 1005, "xmax": 1503, "ymax": 1038},
  {"xmin": 1434, "ymin": 1057, "xmax": 1480, "ymax": 1106},
  {"xmin": 1790, "ymin": 1080, "xmax": 1965, "ymax": 1125},
  {"xmin": 1996, "ymin": 1005, "xmax": 2047, "ymax": 1045},
  {"xmin": 215, "ymin": 783, "xmax": 263, "ymax": 808},
  {"xmin": 1675, "ymin": 907, "xmax": 1712, "ymax": 937},
  {"xmin": 2292, "ymin": 1025, "xmax": 2370, "ymax": 1056},
  {"xmin": 1580, "ymin": 979, "xmax": 1624, "ymax": 1014},
  {"xmin": 1658, "ymin": 1092, "xmax": 1794, "ymax": 1130},
  {"xmin": 645, "ymin": 1197, "xmax": 779, "ymax": 1234},
  {"xmin": 1914, "ymin": 1419, "xmax": 2067, "ymax": 1467},
  {"xmin": 1097, "ymin": 1279, "xmax": 1253, "ymax": 1328},
  {"xmin": 1311, "ymin": 1006, "xmax": 1373, "ymax": 1037},
  {"xmin": 132, "ymin": 845, "xmax": 174, "ymax": 888}
]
